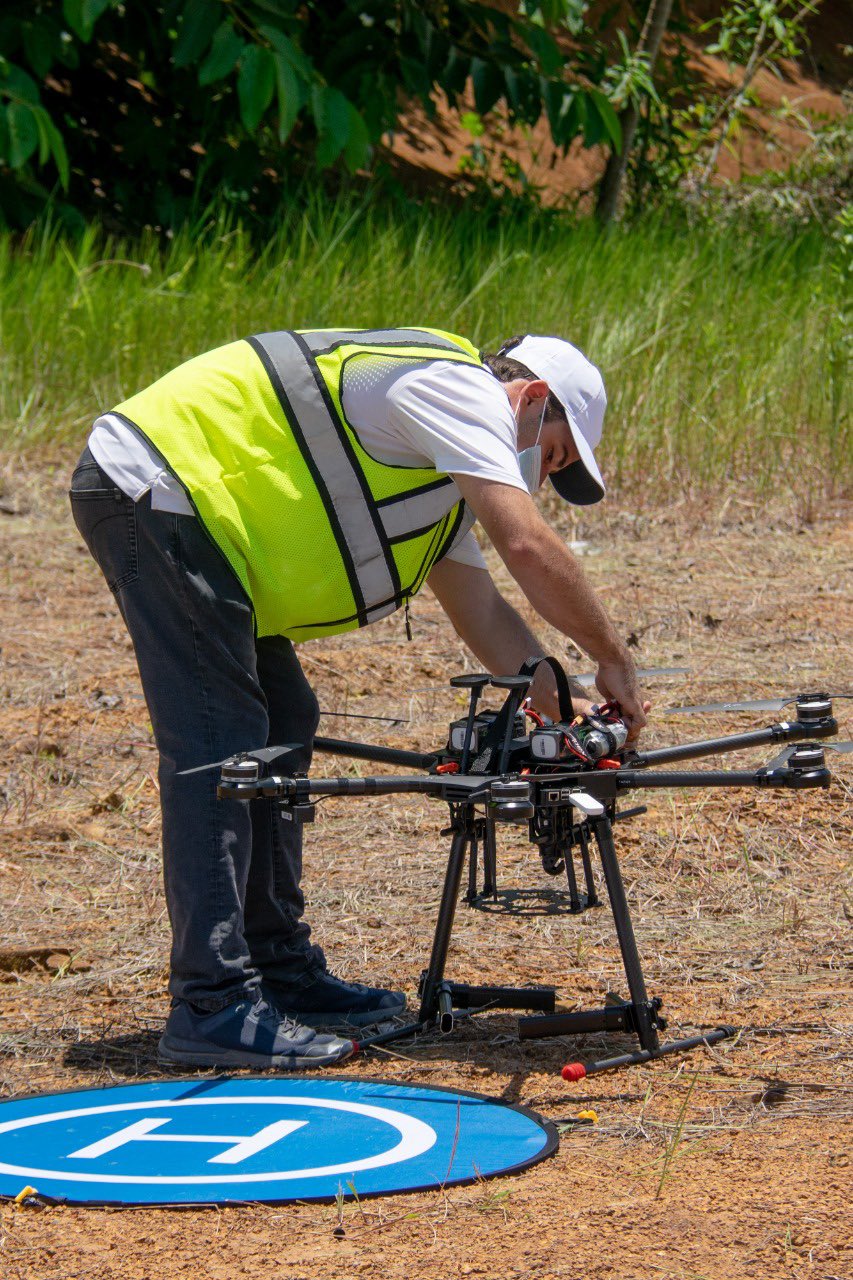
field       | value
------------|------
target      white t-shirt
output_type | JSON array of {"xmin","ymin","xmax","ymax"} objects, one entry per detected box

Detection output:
[{"xmin": 89, "ymin": 355, "xmax": 528, "ymax": 569}]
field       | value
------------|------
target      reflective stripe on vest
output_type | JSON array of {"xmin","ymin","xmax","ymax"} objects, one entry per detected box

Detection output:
[
  {"xmin": 301, "ymin": 329, "xmax": 473, "ymax": 357},
  {"xmin": 376, "ymin": 476, "xmax": 456, "ymax": 541},
  {"xmin": 249, "ymin": 330, "xmax": 399, "ymax": 626}
]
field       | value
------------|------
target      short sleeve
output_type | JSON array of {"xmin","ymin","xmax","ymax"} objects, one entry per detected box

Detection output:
[
  {"xmin": 385, "ymin": 361, "xmax": 528, "ymax": 493},
  {"xmin": 443, "ymin": 527, "xmax": 488, "ymax": 570}
]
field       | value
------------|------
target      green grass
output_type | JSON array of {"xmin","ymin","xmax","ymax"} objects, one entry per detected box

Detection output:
[{"xmin": 0, "ymin": 196, "xmax": 848, "ymax": 496}]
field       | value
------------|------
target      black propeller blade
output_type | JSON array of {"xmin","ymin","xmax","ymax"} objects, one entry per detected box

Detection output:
[
  {"xmin": 178, "ymin": 743, "xmax": 302, "ymax": 777},
  {"xmin": 319, "ymin": 709, "xmax": 409, "ymax": 726}
]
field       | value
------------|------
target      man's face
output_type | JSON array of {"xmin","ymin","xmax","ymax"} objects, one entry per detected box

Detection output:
[{"xmin": 537, "ymin": 414, "xmax": 580, "ymax": 488}]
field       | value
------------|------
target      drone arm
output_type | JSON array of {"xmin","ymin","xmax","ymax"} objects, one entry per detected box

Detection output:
[
  {"xmin": 219, "ymin": 772, "xmax": 491, "ymax": 804},
  {"xmin": 629, "ymin": 715, "xmax": 837, "ymax": 767},
  {"xmin": 617, "ymin": 763, "xmax": 829, "ymax": 791}
]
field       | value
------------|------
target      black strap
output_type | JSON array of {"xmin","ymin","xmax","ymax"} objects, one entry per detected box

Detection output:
[
  {"xmin": 468, "ymin": 655, "xmax": 575, "ymax": 775},
  {"xmin": 517, "ymin": 655, "xmax": 575, "ymax": 722}
]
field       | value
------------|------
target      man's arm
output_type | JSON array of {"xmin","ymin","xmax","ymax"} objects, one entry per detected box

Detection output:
[
  {"xmin": 443, "ymin": 476, "xmax": 647, "ymax": 738},
  {"xmin": 426, "ymin": 557, "xmax": 595, "ymax": 721}
]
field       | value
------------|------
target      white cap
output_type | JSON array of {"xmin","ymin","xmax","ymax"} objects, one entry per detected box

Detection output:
[{"xmin": 508, "ymin": 335, "xmax": 607, "ymax": 505}]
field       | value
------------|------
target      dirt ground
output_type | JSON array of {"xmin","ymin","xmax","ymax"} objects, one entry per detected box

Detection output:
[{"xmin": 0, "ymin": 455, "xmax": 851, "ymax": 1280}]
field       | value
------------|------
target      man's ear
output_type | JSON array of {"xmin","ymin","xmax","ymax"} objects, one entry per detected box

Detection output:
[{"xmin": 524, "ymin": 378, "xmax": 550, "ymax": 404}]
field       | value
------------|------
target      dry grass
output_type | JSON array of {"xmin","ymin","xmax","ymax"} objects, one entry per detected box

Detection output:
[{"xmin": 0, "ymin": 452, "xmax": 851, "ymax": 1279}]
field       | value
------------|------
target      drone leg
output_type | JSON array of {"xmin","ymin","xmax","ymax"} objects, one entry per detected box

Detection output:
[
  {"xmin": 577, "ymin": 824, "xmax": 599, "ymax": 907},
  {"xmin": 591, "ymin": 815, "xmax": 661, "ymax": 1053},
  {"xmin": 482, "ymin": 816, "xmax": 498, "ymax": 901},
  {"xmin": 418, "ymin": 816, "xmax": 471, "ymax": 1026},
  {"xmin": 465, "ymin": 825, "xmax": 479, "ymax": 904},
  {"xmin": 563, "ymin": 822, "xmax": 583, "ymax": 913}
]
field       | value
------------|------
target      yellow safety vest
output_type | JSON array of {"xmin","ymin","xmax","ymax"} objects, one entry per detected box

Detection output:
[{"xmin": 113, "ymin": 328, "xmax": 484, "ymax": 639}]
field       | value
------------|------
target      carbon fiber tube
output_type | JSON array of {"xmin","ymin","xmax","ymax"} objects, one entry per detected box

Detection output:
[
  {"xmin": 618, "ymin": 768, "xmax": 830, "ymax": 789},
  {"xmin": 630, "ymin": 717, "xmax": 836, "ymax": 767}
]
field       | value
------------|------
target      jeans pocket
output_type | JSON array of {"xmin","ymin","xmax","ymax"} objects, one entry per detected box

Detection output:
[{"xmin": 70, "ymin": 481, "xmax": 139, "ymax": 594}]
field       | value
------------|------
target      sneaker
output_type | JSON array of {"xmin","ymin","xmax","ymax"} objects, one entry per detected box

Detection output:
[
  {"xmin": 263, "ymin": 969, "xmax": 406, "ymax": 1031},
  {"xmin": 158, "ymin": 996, "xmax": 353, "ymax": 1069}
]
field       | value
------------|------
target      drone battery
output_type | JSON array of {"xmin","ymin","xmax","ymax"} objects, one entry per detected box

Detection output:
[
  {"xmin": 448, "ymin": 710, "xmax": 527, "ymax": 756},
  {"xmin": 530, "ymin": 728, "xmax": 565, "ymax": 760},
  {"xmin": 449, "ymin": 718, "xmax": 483, "ymax": 753}
]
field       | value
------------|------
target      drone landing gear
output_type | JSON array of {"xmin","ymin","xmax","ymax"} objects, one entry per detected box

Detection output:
[
  {"xmin": 355, "ymin": 805, "xmax": 556, "ymax": 1054},
  {"xmin": 516, "ymin": 814, "xmax": 736, "ymax": 1076},
  {"xmin": 356, "ymin": 809, "xmax": 737, "ymax": 1077},
  {"xmin": 420, "ymin": 805, "xmax": 557, "ymax": 1029}
]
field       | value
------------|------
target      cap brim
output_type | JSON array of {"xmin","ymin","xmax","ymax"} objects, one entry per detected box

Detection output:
[{"xmin": 549, "ymin": 411, "xmax": 605, "ymax": 505}]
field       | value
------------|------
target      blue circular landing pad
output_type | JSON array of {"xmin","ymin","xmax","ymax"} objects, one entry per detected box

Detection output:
[{"xmin": 0, "ymin": 1077, "xmax": 557, "ymax": 1206}]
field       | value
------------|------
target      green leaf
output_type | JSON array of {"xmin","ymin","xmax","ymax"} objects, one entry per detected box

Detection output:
[
  {"xmin": 6, "ymin": 101, "xmax": 39, "ymax": 168},
  {"xmin": 273, "ymin": 51, "xmax": 303, "ymax": 143},
  {"xmin": 0, "ymin": 65, "xmax": 40, "ymax": 105},
  {"xmin": 312, "ymin": 85, "xmax": 350, "ymax": 168},
  {"xmin": 343, "ymin": 103, "xmax": 370, "ymax": 172},
  {"xmin": 33, "ymin": 105, "xmax": 51, "ymax": 165},
  {"xmin": 524, "ymin": 24, "xmax": 563, "ymax": 76},
  {"xmin": 174, "ymin": 0, "xmax": 221, "ymax": 70},
  {"xmin": 582, "ymin": 92, "xmax": 606, "ymax": 147},
  {"xmin": 259, "ymin": 25, "xmax": 313, "ymax": 80},
  {"xmin": 42, "ymin": 113, "xmax": 70, "ymax": 188},
  {"xmin": 21, "ymin": 20, "xmax": 59, "ymax": 79},
  {"xmin": 471, "ymin": 57, "xmax": 503, "ymax": 116},
  {"xmin": 62, "ymin": 0, "xmax": 112, "ymax": 43},
  {"xmin": 237, "ymin": 45, "xmax": 275, "ymax": 132},
  {"xmin": 542, "ymin": 78, "xmax": 567, "ymax": 140},
  {"xmin": 441, "ymin": 47, "xmax": 470, "ymax": 97},
  {"xmin": 198, "ymin": 22, "xmax": 244, "ymax": 86},
  {"xmin": 590, "ymin": 89, "xmax": 622, "ymax": 151},
  {"xmin": 315, "ymin": 130, "xmax": 345, "ymax": 168},
  {"xmin": 400, "ymin": 55, "xmax": 431, "ymax": 100}
]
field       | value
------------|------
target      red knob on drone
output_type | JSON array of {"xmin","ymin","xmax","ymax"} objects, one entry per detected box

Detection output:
[{"xmin": 561, "ymin": 1062, "xmax": 587, "ymax": 1082}]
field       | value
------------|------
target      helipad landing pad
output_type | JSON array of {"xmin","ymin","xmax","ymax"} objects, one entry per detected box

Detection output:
[{"xmin": 0, "ymin": 1076, "xmax": 557, "ymax": 1206}]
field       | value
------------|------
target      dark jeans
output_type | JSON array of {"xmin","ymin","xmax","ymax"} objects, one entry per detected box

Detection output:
[{"xmin": 69, "ymin": 447, "xmax": 325, "ymax": 1011}]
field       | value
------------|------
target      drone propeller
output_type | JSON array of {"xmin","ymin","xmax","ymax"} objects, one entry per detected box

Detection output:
[
  {"xmin": 665, "ymin": 693, "xmax": 853, "ymax": 715},
  {"xmin": 573, "ymin": 666, "xmax": 690, "ymax": 689},
  {"xmin": 824, "ymin": 741, "xmax": 853, "ymax": 754},
  {"xmin": 177, "ymin": 743, "xmax": 302, "ymax": 777},
  {"xmin": 319, "ymin": 709, "xmax": 408, "ymax": 726}
]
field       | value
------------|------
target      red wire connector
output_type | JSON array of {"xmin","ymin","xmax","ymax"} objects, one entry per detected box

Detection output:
[
  {"xmin": 596, "ymin": 758, "xmax": 622, "ymax": 770},
  {"xmin": 436, "ymin": 761, "xmax": 459, "ymax": 774}
]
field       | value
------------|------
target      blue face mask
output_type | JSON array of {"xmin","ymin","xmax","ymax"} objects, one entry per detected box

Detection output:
[{"xmin": 516, "ymin": 398, "xmax": 547, "ymax": 494}]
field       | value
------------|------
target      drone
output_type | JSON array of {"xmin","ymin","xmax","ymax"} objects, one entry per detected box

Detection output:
[{"xmin": 197, "ymin": 660, "xmax": 850, "ymax": 1080}]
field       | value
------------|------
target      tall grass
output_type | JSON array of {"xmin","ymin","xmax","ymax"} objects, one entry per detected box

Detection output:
[{"xmin": 0, "ymin": 195, "xmax": 848, "ymax": 496}]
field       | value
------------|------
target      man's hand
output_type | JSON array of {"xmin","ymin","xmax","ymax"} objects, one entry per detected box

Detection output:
[{"xmin": 595, "ymin": 657, "xmax": 650, "ymax": 742}]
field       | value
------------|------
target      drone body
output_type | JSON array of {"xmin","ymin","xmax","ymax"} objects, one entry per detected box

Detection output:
[{"xmin": 206, "ymin": 665, "xmax": 845, "ymax": 1078}]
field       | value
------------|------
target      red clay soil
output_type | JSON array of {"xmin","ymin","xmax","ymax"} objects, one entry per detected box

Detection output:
[
  {"xmin": 0, "ymin": 453, "xmax": 851, "ymax": 1279},
  {"xmin": 385, "ymin": 3, "xmax": 849, "ymax": 205}
]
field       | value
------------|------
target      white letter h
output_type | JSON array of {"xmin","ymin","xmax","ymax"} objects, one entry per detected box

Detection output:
[{"xmin": 68, "ymin": 1116, "xmax": 308, "ymax": 1164}]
